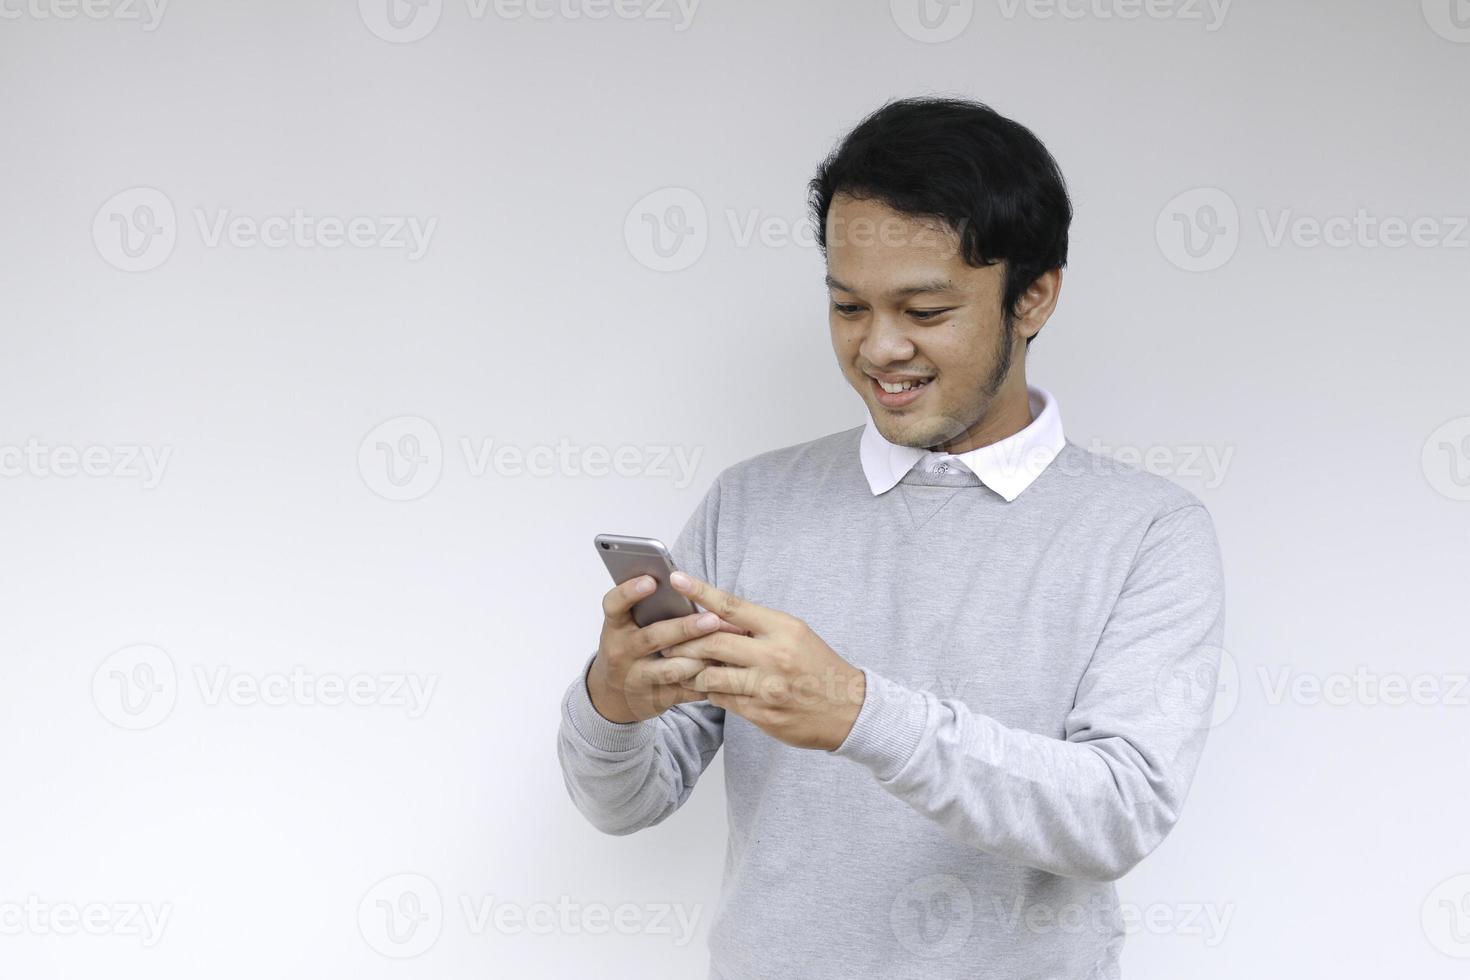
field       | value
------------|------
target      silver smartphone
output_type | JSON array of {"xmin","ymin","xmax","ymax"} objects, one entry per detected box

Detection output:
[{"xmin": 594, "ymin": 533, "xmax": 699, "ymax": 628}]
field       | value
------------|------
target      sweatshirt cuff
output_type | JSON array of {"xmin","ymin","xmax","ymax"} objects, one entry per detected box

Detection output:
[
  {"xmin": 828, "ymin": 667, "xmax": 929, "ymax": 780},
  {"xmin": 563, "ymin": 653, "xmax": 656, "ymax": 753}
]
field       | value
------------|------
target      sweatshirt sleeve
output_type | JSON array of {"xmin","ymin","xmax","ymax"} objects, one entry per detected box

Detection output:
[
  {"xmin": 829, "ymin": 502, "xmax": 1227, "ymax": 881},
  {"xmin": 555, "ymin": 475, "xmax": 727, "ymax": 836}
]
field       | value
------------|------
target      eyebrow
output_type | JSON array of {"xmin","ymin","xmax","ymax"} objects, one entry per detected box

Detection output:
[{"xmin": 824, "ymin": 275, "xmax": 957, "ymax": 299}]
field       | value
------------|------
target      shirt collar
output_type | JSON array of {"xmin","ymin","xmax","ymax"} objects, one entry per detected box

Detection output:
[{"xmin": 859, "ymin": 384, "xmax": 1065, "ymax": 501}]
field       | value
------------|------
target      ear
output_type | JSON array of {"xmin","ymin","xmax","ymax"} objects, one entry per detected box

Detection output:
[{"xmin": 1012, "ymin": 268, "xmax": 1063, "ymax": 341}]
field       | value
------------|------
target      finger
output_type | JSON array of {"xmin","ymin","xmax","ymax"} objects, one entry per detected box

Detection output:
[
  {"xmin": 665, "ymin": 628, "xmax": 762, "ymax": 668},
  {"xmin": 642, "ymin": 681, "xmax": 712, "ymax": 714},
  {"xmin": 646, "ymin": 655, "xmax": 712, "ymax": 686},
  {"xmin": 664, "ymin": 686, "xmax": 711, "ymax": 707},
  {"xmin": 631, "ymin": 611, "xmax": 728, "ymax": 658},
  {"xmin": 705, "ymin": 689, "xmax": 758, "ymax": 717},
  {"xmin": 601, "ymin": 575, "xmax": 657, "ymax": 626},
  {"xmin": 681, "ymin": 665, "xmax": 760, "ymax": 697},
  {"xmin": 668, "ymin": 572, "xmax": 776, "ymax": 634}
]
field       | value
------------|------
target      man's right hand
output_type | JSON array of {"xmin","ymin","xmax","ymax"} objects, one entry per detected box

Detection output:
[{"xmin": 586, "ymin": 575, "xmax": 740, "ymax": 724}]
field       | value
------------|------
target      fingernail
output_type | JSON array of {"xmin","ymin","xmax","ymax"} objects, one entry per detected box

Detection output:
[
  {"xmin": 671, "ymin": 571, "xmax": 690, "ymax": 588},
  {"xmin": 636, "ymin": 577, "xmax": 655, "ymax": 593},
  {"xmin": 697, "ymin": 613, "xmax": 718, "ymax": 630}
]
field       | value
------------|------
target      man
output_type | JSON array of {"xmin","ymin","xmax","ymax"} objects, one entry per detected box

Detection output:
[{"xmin": 556, "ymin": 96, "xmax": 1226, "ymax": 979}]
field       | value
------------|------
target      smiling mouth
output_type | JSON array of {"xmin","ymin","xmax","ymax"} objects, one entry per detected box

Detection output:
[
  {"xmin": 868, "ymin": 374, "xmax": 934, "ymax": 408},
  {"xmin": 874, "ymin": 377, "xmax": 933, "ymax": 393}
]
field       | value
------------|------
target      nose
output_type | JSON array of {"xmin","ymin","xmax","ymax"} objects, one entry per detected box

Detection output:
[{"xmin": 859, "ymin": 312, "xmax": 915, "ymax": 368}]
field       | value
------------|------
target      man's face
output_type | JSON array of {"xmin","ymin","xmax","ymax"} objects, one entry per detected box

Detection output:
[{"xmin": 825, "ymin": 193, "xmax": 1024, "ymax": 452}]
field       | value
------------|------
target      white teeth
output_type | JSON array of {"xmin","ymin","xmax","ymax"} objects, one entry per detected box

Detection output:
[{"xmin": 877, "ymin": 378, "xmax": 930, "ymax": 394}]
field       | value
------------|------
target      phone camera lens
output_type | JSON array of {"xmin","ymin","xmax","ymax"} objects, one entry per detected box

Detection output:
[{"xmin": 600, "ymin": 542, "xmax": 610, "ymax": 550}]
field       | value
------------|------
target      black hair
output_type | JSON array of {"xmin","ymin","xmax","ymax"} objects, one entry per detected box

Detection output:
[{"xmin": 808, "ymin": 96, "xmax": 1071, "ymax": 344}]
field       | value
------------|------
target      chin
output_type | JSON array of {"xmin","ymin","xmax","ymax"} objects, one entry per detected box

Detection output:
[{"xmin": 873, "ymin": 414, "xmax": 937, "ymax": 449}]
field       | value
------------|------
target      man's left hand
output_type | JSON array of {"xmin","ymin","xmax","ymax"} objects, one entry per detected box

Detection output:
[{"xmin": 664, "ymin": 571, "xmax": 866, "ymax": 751}]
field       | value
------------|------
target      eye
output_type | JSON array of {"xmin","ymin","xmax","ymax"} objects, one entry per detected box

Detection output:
[
  {"xmin": 908, "ymin": 308, "xmax": 952, "ymax": 322},
  {"xmin": 832, "ymin": 302, "xmax": 865, "ymax": 316}
]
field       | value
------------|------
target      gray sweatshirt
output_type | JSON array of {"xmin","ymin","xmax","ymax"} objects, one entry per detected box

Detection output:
[{"xmin": 557, "ymin": 426, "xmax": 1226, "ymax": 979}]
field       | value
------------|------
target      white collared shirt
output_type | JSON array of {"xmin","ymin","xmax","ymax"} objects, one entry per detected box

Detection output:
[{"xmin": 858, "ymin": 384, "xmax": 1066, "ymax": 501}]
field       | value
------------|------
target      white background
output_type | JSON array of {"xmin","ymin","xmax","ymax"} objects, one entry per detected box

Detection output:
[{"xmin": 2, "ymin": 1, "xmax": 1468, "ymax": 977}]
